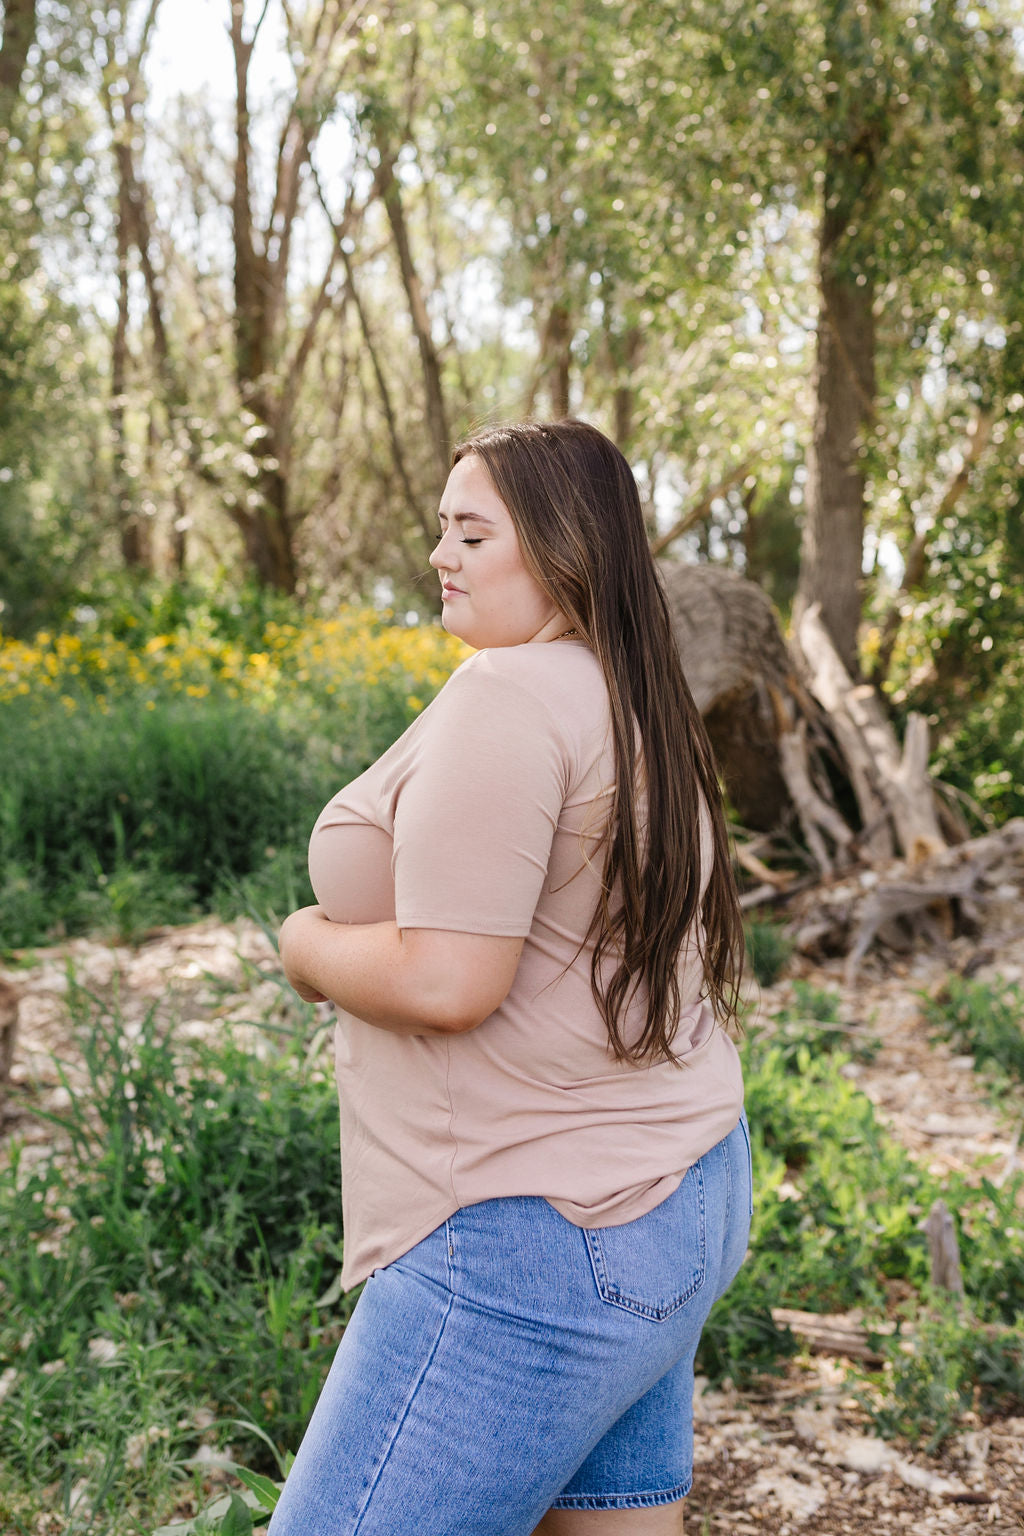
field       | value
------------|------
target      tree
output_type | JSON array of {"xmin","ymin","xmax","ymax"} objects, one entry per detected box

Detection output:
[
  {"xmin": 0, "ymin": 0, "xmax": 36, "ymax": 158},
  {"xmin": 706, "ymin": 0, "xmax": 1024, "ymax": 674}
]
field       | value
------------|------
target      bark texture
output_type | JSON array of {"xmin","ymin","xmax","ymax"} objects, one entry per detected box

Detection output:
[
  {"xmin": 661, "ymin": 562, "xmax": 801, "ymax": 832},
  {"xmin": 375, "ymin": 139, "xmax": 451, "ymax": 496},
  {"xmin": 663, "ymin": 560, "xmax": 985, "ymax": 975},
  {"xmin": 794, "ymin": 109, "xmax": 882, "ymax": 676},
  {"xmin": 663, "ymin": 561, "xmax": 954, "ymax": 868}
]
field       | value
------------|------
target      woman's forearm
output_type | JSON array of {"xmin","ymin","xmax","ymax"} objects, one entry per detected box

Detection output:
[
  {"xmin": 278, "ymin": 907, "xmax": 449, "ymax": 1034},
  {"xmin": 277, "ymin": 906, "xmax": 523, "ymax": 1036}
]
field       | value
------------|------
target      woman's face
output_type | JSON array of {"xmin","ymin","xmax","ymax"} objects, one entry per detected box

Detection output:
[{"xmin": 429, "ymin": 455, "xmax": 566, "ymax": 648}]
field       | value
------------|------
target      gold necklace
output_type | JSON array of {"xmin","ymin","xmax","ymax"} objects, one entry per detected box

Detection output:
[{"xmin": 555, "ymin": 626, "xmax": 578, "ymax": 640}]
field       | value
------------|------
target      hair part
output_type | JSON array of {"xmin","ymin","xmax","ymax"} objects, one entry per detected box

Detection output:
[{"xmin": 452, "ymin": 419, "xmax": 745, "ymax": 1066}]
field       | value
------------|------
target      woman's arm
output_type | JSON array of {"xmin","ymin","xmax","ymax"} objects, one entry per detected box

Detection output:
[{"xmin": 278, "ymin": 905, "xmax": 524, "ymax": 1036}]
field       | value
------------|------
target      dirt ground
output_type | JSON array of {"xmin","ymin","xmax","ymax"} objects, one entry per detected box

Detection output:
[{"xmin": 2, "ymin": 911, "xmax": 1023, "ymax": 1534}]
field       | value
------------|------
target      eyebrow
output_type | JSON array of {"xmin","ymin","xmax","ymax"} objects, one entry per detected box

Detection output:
[{"xmin": 438, "ymin": 510, "xmax": 495, "ymax": 526}]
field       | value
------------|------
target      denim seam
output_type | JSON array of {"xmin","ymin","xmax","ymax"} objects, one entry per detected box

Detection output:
[
  {"xmin": 551, "ymin": 1476, "xmax": 693, "ymax": 1509},
  {"xmin": 739, "ymin": 1111, "xmax": 754, "ymax": 1217},
  {"xmin": 350, "ymin": 1289, "xmax": 455, "ymax": 1534},
  {"xmin": 444, "ymin": 1217, "xmax": 454, "ymax": 1289},
  {"xmin": 724, "ymin": 1119, "xmax": 733, "ymax": 1233},
  {"xmin": 583, "ymin": 1164, "xmax": 706, "ymax": 1320}
]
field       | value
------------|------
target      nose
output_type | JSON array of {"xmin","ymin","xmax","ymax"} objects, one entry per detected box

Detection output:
[{"xmin": 429, "ymin": 528, "xmax": 459, "ymax": 572}]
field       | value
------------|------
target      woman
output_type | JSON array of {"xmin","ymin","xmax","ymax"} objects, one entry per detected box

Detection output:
[{"xmin": 273, "ymin": 420, "xmax": 751, "ymax": 1536}]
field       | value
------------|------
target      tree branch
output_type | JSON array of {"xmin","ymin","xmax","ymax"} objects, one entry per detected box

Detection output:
[
  {"xmin": 871, "ymin": 407, "xmax": 993, "ymax": 686},
  {"xmin": 649, "ymin": 456, "xmax": 757, "ymax": 557}
]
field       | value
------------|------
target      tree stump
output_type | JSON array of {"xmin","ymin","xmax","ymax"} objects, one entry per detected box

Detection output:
[
  {"xmin": 660, "ymin": 561, "xmax": 993, "ymax": 976},
  {"xmin": 661, "ymin": 562, "xmax": 807, "ymax": 832}
]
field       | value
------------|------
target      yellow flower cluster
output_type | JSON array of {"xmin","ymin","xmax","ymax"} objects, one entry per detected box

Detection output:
[{"xmin": 0, "ymin": 611, "xmax": 468, "ymax": 716}]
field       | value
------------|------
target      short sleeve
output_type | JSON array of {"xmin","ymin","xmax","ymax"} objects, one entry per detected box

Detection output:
[{"xmin": 391, "ymin": 663, "xmax": 570, "ymax": 936}]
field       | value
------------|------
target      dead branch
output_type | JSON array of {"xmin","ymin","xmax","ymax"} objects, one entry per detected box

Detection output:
[{"xmin": 650, "ymin": 457, "xmax": 758, "ymax": 558}]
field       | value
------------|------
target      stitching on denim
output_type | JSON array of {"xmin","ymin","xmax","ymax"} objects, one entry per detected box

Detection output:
[
  {"xmin": 738, "ymin": 1112, "xmax": 754, "ymax": 1217},
  {"xmin": 350, "ymin": 1289, "xmax": 455, "ymax": 1533},
  {"xmin": 551, "ymin": 1477, "xmax": 692, "ymax": 1509},
  {"xmin": 444, "ymin": 1217, "xmax": 454, "ymax": 1290},
  {"xmin": 584, "ymin": 1164, "xmax": 706, "ymax": 1320},
  {"xmin": 724, "ymin": 1122, "xmax": 733, "ymax": 1233}
]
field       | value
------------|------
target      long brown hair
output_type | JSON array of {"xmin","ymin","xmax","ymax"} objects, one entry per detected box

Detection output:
[{"xmin": 452, "ymin": 419, "xmax": 744, "ymax": 1065}]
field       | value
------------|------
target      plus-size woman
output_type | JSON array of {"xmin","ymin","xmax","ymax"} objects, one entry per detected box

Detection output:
[{"xmin": 273, "ymin": 420, "xmax": 751, "ymax": 1536}]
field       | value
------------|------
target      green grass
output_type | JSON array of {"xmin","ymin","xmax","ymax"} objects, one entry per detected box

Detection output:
[
  {"xmin": 922, "ymin": 974, "xmax": 1024, "ymax": 1087},
  {"xmin": 699, "ymin": 986, "xmax": 1024, "ymax": 1409},
  {"xmin": 0, "ymin": 980, "xmax": 353, "ymax": 1534},
  {"xmin": 3, "ymin": 975, "xmax": 1022, "ymax": 1532},
  {"xmin": 0, "ymin": 686, "xmax": 427, "ymax": 950},
  {"xmin": 742, "ymin": 917, "xmax": 794, "ymax": 987}
]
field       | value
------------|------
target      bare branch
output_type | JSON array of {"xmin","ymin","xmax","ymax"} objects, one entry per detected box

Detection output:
[
  {"xmin": 649, "ymin": 456, "xmax": 758, "ymax": 557},
  {"xmin": 871, "ymin": 407, "xmax": 993, "ymax": 686},
  {"xmin": 136, "ymin": 0, "xmax": 163, "ymax": 61}
]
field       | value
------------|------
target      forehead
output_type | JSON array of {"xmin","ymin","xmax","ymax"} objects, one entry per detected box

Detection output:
[{"xmin": 439, "ymin": 454, "xmax": 512, "ymax": 525}]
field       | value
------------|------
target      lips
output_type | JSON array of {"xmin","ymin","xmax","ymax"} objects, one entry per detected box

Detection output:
[{"xmin": 441, "ymin": 583, "xmax": 465, "ymax": 599}]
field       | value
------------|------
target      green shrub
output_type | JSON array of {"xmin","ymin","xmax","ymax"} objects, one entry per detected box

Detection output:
[
  {"xmin": 922, "ymin": 974, "xmax": 1024, "ymax": 1085},
  {"xmin": 743, "ymin": 918, "xmax": 794, "ymax": 986},
  {"xmin": 866, "ymin": 1303, "xmax": 1024, "ymax": 1453},
  {"xmin": 0, "ymin": 607, "xmax": 462, "ymax": 949},
  {"xmin": 0, "ymin": 982, "xmax": 352, "ymax": 1530},
  {"xmin": 0, "ymin": 697, "xmax": 336, "ymax": 946},
  {"xmin": 698, "ymin": 1009, "xmax": 935, "ymax": 1384}
]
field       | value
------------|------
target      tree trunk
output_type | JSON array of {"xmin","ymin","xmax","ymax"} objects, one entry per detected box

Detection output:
[
  {"xmin": 0, "ymin": 0, "xmax": 36, "ymax": 156},
  {"xmin": 225, "ymin": 1, "xmax": 298, "ymax": 592},
  {"xmin": 542, "ymin": 301, "xmax": 572, "ymax": 417},
  {"xmin": 661, "ymin": 562, "xmax": 800, "ymax": 831},
  {"xmin": 229, "ymin": 456, "xmax": 298, "ymax": 591},
  {"xmin": 230, "ymin": 3, "xmax": 265, "ymax": 394},
  {"xmin": 662, "ymin": 561, "xmax": 951, "ymax": 865},
  {"xmin": 611, "ymin": 326, "xmax": 642, "ymax": 449},
  {"xmin": 375, "ymin": 143, "xmax": 451, "ymax": 496},
  {"xmin": 794, "ymin": 135, "xmax": 880, "ymax": 677}
]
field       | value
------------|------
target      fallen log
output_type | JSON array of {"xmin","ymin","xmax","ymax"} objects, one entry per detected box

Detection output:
[
  {"xmin": 840, "ymin": 819, "xmax": 1024, "ymax": 982},
  {"xmin": 770, "ymin": 1308, "xmax": 898, "ymax": 1365},
  {"xmin": 794, "ymin": 604, "xmax": 948, "ymax": 865},
  {"xmin": 661, "ymin": 562, "xmax": 1005, "ymax": 977}
]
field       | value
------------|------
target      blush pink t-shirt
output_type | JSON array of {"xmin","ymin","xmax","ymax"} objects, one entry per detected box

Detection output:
[{"xmin": 308, "ymin": 640, "xmax": 744, "ymax": 1289}]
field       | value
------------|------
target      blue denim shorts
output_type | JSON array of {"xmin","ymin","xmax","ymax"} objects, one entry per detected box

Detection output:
[{"xmin": 269, "ymin": 1113, "xmax": 752, "ymax": 1535}]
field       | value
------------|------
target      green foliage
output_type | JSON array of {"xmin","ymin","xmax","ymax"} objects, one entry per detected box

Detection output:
[
  {"xmin": 698, "ymin": 999, "xmax": 932, "ymax": 1382},
  {"xmin": 743, "ymin": 918, "xmax": 793, "ymax": 986},
  {"xmin": 0, "ymin": 982, "xmax": 351, "ymax": 1530},
  {"xmin": 0, "ymin": 604, "xmax": 460, "ymax": 948},
  {"xmin": 867, "ymin": 1304, "xmax": 1024, "ymax": 1453},
  {"xmin": 922, "ymin": 975, "xmax": 1024, "ymax": 1086},
  {"xmin": 2, "ymin": 972, "xmax": 1023, "ymax": 1524},
  {"xmin": 698, "ymin": 988, "xmax": 1022, "ymax": 1398},
  {"xmin": 0, "ymin": 696, "xmax": 327, "ymax": 946},
  {"xmin": 155, "ymin": 1468, "xmax": 282, "ymax": 1536}
]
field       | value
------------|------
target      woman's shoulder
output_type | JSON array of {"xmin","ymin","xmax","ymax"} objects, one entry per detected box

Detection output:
[
  {"xmin": 458, "ymin": 640, "xmax": 599, "ymax": 686},
  {"xmin": 434, "ymin": 643, "xmax": 608, "ymax": 752},
  {"xmin": 449, "ymin": 642, "xmax": 603, "ymax": 710}
]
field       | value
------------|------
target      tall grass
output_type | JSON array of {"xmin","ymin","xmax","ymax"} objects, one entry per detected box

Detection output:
[
  {"xmin": 0, "ymin": 610, "xmax": 466, "ymax": 947},
  {"xmin": 2, "ymin": 981, "xmax": 1022, "ymax": 1532},
  {"xmin": 0, "ymin": 982, "xmax": 351, "ymax": 1534}
]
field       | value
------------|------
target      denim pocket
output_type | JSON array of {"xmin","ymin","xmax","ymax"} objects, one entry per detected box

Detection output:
[{"xmin": 583, "ymin": 1162, "xmax": 706, "ymax": 1321}]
